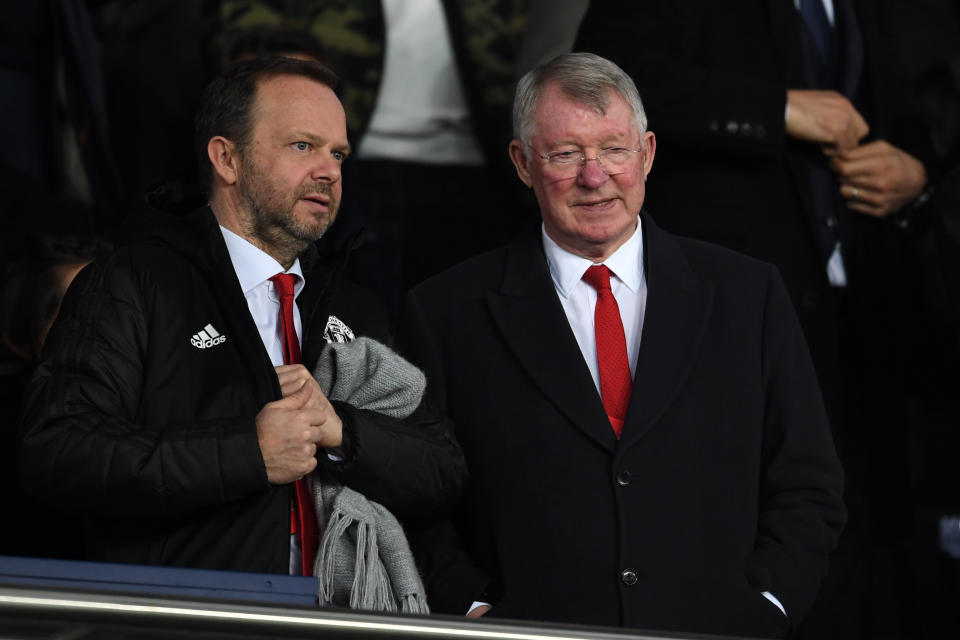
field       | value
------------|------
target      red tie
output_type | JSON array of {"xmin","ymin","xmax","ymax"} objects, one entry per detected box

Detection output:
[
  {"xmin": 269, "ymin": 273, "xmax": 318, "ymax": 576},
  {"xmin": 582, "ymin": 265, "xmax": 632, "ymax": 438}
]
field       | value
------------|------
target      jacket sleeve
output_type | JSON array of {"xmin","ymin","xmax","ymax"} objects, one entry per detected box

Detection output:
[
  {"xmin": 17, "ymin": 254, "xmax": 270, "ymax": 520},
  {"xmin": 320, "ymin": 396, "xmax": 466, "ymax": 524},
  {"xmin": 300, "ymin": 271, "xmax": 468, "ymax": 523},
  {"xmin": 748, "ymin": 265, "xmax": 847, "ymax": 626}
]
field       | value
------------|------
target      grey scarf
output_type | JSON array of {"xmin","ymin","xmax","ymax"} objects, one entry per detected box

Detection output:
[{"xmin": 309, "ymin": 337, "xmax": 429, "ymax": 614}]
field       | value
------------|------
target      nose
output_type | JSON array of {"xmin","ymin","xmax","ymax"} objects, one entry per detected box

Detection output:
[
  {"xmin": 311, "ymin": 154, "xmax": 342, "ymax": 184},
  {"xmin": 577, "ymin": 155, "xmax": 609, "ymax": 188}
]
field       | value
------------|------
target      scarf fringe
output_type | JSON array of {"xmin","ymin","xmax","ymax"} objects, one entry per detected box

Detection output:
[{"xmin": 316, "ymin": 500, "xmax": 428, "ymax": 614}]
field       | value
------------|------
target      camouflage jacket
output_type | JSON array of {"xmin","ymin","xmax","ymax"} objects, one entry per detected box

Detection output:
[{"xmin": 220, "ymin": 0, "xmax": 527, "ymax": 167}]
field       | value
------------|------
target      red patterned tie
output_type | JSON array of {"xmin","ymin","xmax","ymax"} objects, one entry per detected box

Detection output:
[
  {"xmin": 269, "ymin": 273, "xmax": 318, "ymax": 576},
  {"xmin": 582, "ymin": 265, "xmax": 632, "ymax": 438}
]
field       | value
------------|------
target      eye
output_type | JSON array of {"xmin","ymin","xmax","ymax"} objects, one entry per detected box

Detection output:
[
  {"xmin": 293, "ymin": 141, "xmax": 311, "ymax": 152},
  {"xmin": 601, "ymin": 147, "xmax": 632, "ymax": 163},
  {"xmin": 332, "ymin": 150, "xmax": 346, "ymax": 162},
  {"xmin": 548, "ymin": 150, "xmax": 580, "ymax": 164}
]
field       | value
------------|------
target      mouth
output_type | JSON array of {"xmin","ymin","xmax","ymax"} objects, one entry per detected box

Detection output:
[
  {"xmin": 574, "ymin": 197, "xmax": 618, "ymax": 211},
  {"xmin": 301, "ymin": 193, "xmax": 331, "ymax": 212}
]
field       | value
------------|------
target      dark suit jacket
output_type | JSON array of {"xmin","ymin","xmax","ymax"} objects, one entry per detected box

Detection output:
[{"xmin": 401, "ymin": 215, "xmax": 846, "ymax": 638}]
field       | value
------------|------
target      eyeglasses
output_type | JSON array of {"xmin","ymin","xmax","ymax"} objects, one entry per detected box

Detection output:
[{"xmin": 527, "ymin": 144, "xmax": 644, "ymax": 178}]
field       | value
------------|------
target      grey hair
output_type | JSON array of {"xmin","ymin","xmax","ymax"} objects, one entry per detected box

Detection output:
[{"xmin": 513, "ymin": 52, "xmax": 647, "ymax": 152}]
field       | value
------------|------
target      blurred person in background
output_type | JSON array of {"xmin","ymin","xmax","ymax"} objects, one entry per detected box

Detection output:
[{"xmin": 1, "ymin": 233, "xmax": 110, "ymax": 558}]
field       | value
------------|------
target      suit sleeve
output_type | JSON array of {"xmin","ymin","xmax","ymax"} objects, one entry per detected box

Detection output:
[
  {"xmin": 575, "ymin": 0, "xmax": 789, "ymax": 155},
  {"xmin": 749, "ymin": 265, "xmax": 847, "ymax": 625},
  {"xmin": 17, "ymin": 255, "xmax": 269, "ymax": 520}
]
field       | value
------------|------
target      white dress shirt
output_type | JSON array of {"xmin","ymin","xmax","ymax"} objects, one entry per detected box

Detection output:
[
  {"xmin": 542, "ymin": 220, "xmax": 647, "ymax": 393},
  {"xmin": 219, "ymin": 225, "xmax": 305, "ymax": 365}
]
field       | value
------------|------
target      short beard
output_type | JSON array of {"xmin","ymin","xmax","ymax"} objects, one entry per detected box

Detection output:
[{"xmin": 238, "ymin": 156, "xmax": 339, "ymax": 264}]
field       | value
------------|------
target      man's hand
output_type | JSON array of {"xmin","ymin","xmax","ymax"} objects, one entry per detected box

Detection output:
[
  {"xmin": 829, "ymin": 139, "xmax": 928, "ymax": 217},
  {"xmin": 275, "ymin": 364, "xmax": 344, "ymax": 449},
  {"xmin": 786, "ymin": 89, "xmax": 869, "ymax": 153},
  {"xmin": 256, "ymin": 368, "xmax": 344, "ymax": 485}
]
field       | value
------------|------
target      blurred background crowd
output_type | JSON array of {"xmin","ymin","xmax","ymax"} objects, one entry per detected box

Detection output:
[{"xmin": 1, "ymin": 1, "xmax": 959, "ymax": 638}]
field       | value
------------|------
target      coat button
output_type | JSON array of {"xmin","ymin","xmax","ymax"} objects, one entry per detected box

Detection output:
[
  {"xmin": 616, "ymin": 470, "xmax": 632, "ymax": 486},
  {"xmin": 621, "ymin": 569, "xmax": 638, "ymax": 585},
  {"xmin": 725, "ymin": 120, "xmax": 739, "ymax": 134},
  {"xmin": 740, "ymin": 122, "xmax": 753, "ymax": 136},
  {"xmin": 756, "ymin": 124, "xmax": 767, "ymax": 138}
]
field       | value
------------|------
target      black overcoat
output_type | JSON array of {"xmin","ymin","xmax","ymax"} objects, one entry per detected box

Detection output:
[{"xmin": 401, "ymin": 214, "xmax": 845, "ymax": 638}]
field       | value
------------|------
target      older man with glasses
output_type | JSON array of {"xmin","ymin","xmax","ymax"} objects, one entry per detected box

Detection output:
[{"xmin": 400, "ymin": 52, "xmax": 846, "ymax": 639}]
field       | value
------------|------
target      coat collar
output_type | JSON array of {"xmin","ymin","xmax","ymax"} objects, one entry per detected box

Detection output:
[
  {"xmin": 487, "ymin": 212, "xmax": 714, "ymax": 451},
  {"xmin": 488, "ymin": 222, "xmax": 615, "ymax": 449}
]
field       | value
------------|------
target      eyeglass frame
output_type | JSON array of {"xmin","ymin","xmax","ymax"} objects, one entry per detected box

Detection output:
[{"xmin": 525, "ymin": 143, "xmax": 646, "ymax": 177}]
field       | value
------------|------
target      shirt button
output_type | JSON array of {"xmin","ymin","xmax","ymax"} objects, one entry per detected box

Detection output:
[
  {"xmin": 616, "ymin": 470, "xmax": 632, "ymax": 486},
  {"xmin": 621, "ymin": 569, "xmax": 638, "ymax": 586}
]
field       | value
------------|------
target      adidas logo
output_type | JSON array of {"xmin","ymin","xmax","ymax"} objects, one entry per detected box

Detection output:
[{"xmin": 190, "ymin": 323, "xmax": 227, "ymax": 349}]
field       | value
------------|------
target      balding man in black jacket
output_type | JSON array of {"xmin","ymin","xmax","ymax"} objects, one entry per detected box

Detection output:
[{"xmin": 19, "ymin": 57, "xmax": 464, "ymax": 574}]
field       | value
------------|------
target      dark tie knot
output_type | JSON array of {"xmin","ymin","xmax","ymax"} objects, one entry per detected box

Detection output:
[
  {"xmin": 582, "ymin": 264, "xmax": 613, "ymax": 292},
  {"xmin": 270, "ymin": 273, "xmax": 297, "ymax": 298}
]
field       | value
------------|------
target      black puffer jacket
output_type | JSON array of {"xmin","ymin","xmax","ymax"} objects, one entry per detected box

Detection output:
[{"xmin": 18, "ymin": 207, "xmax": 465, "ymax": 572}]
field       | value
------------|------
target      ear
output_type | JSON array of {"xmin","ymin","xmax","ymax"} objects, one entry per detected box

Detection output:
[
  {"xmin": 207, "ymin": 136, "xmax": 240, "ymax": 186},
  {"xmin": 508, "ymin": 139, "xmax": 533, "ymax": 188},
  {"xmin": 639, "ymin": 131, "xmax": 656, "ymax": 179}
]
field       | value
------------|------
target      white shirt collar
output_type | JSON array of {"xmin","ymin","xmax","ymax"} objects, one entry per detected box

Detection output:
[
  {"xmin": 542, "ymin": 217, "xmax": 645, "ymax": 298},
  {"xmin": 219, "ymin": 225, "xmax": 305, "ymax": 296}
]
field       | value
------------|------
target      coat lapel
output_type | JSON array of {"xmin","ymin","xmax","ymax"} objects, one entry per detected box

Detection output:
[
  {"xmin": 486, "ymin": 227, "xmax": 617, "ymax": 452},
  {"xmin": 620, "ymin": 214, "xmax": 714, "ymax": 448}
]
